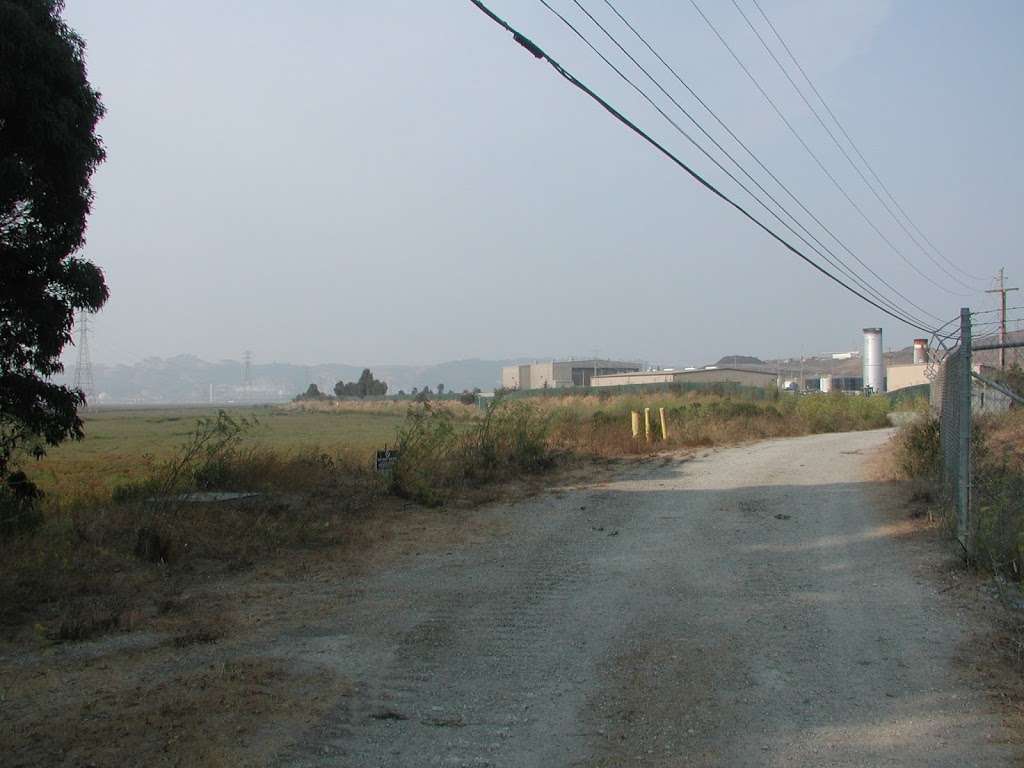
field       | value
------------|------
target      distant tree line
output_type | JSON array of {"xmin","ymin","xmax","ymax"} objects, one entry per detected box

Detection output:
[{"xmin": 294, "ymin": 371, "xmax": 482, "ymax": 404}]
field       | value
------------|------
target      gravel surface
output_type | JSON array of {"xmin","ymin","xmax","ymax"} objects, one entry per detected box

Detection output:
[{"xmin": 276, "ymin": 430, "xmax": 1016, "ymax": 767}]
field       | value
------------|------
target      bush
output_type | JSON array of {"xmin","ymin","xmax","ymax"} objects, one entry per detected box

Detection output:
[
  {"xmin": 795, "ymin": 392, "xmax": 891, "ymax": 433},
  {"xmin": 389, "ymin": 406, "xmax": 459, "ymax": 507},
  {"xmin": 972, "ymin": 459, "xmax": 1024, "ymax": 576},
  {"xmin": 893, "ymin": 416, "xmax": 942, "ymax": 480},
  {"xmin": 0, "ymin": 472, "xmax": 43, "ymax": 538},
  {"xmin": 389, "ymin": 400, "xmax": 553, "ymax": 506}
]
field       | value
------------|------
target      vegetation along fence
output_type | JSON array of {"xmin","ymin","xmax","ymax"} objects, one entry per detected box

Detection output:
[{"xmin": 931, "ymin": 307, "xmax": 1024, "ymax": 551}]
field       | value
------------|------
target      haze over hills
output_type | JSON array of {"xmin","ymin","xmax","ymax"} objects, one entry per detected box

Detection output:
[
  {"xmin": 54, "ymin": 356, "xmax": 536, "ymax": 405},
  {"xmin": 58, "ymin": 333, "xmax": 985, "ymax": 405}
]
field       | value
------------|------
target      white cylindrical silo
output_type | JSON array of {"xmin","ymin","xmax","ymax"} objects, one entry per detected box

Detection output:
[
  {"xmin": 863, "ymin": 328, "xmax": 884, "ymax": 393},
  {"xmin": 913, "ymin": 338, "xmax": 928, "ymax": 365},
  {"xmin": 820, "ymin": 375, "xmax": 833, "ymax": 393}
]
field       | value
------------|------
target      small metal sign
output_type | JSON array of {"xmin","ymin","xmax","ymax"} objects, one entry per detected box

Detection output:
[{"xmin": 375, "ymin": 448, "xmax": 400, "ymax": 473}]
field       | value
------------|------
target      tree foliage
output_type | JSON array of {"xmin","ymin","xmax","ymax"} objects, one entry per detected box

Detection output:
[
  {"xmin": 0, "ymin": 0, "xmax": 108, "ymax": 476},
  {"xmin": 294, "ymin": 383, "xmax": 328, "ymax": 401},
  {"xmin": 334, "ymin": 369, "xmax": 387, "ymax": 398}
]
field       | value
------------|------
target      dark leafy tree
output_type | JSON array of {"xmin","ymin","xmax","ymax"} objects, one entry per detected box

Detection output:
[
  {"xmin": 0, "ymin": 0, "xmax": 108, "ymax": 478},
  {"xmin": 296, "ymin": 383, "xmax": 327, "ymax": 401},
  {"xmin": 334, "ymin": 368, "xmax": 387, "ymax": 398}
]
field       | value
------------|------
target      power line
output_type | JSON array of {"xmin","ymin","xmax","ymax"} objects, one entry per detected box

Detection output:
[
  {"xmin": 971, "ymin": 305, "xmax": 1024, "ymax": 316},
  {"xmin": 591, "ymin": 0, "xmax": 941, "ymax": 326},
  {"xmin": 731, "ymin": 0, "xmax": 981, "ymax": 293},
  {"xmin": 687, "ymin": 0, "xmax": 969, "ymax": 298},
  {"xmin": 550, "ymin": 0, "xmax": 937, "ymax": 327},
  {"xmin": 466, "ymin": 0, "xmax": 936, "ymax": 333},
  {"xmin": 748, "ymin": 0, "xmax": 986, "ymax": 284}
]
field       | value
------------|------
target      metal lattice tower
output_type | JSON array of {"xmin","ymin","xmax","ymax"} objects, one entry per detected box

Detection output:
[
  {"xmin": 242, "ymin": 350, "xmax": 253, "ymax": 386},
  {"xmin": 73, "ymin": 310, "xmax": 97, "ymax": 405}
]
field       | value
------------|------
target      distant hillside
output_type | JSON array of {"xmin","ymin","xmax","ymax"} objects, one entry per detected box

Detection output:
[{"xmin": 55, "ymin": 356, "xmax": 533, "ymax": 405}]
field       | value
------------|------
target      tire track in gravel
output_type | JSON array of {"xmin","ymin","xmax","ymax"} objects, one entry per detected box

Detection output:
[{"xmin": 275, "ymin": 431, "xmax": 1019, "ymax": 767}]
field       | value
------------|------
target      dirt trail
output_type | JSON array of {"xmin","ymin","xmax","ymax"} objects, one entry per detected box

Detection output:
[{"xmin": 273, "ymin": 429, "xmax": 1016, "ymax": 766}]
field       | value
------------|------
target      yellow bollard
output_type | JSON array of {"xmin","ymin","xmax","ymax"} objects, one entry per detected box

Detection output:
[
  {"xmin": 659, "ymin": 407, "xmax": 668, "ymax": 441},
  {"xmin": 644, "ymin": 407, "xmax": 651, "ymax": 442},
  {"xmin": 630, "ymin": 411, "xmax": 640, "ymax": 438}
]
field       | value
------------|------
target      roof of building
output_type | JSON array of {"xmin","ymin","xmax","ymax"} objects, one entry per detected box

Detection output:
[{"xmin": 593, "ymin": 366, "xmax": 778, "ymax": 379}]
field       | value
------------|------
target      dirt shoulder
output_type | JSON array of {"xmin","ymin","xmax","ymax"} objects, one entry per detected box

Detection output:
[
  {"xmin": 0, "ymin": 458, "xmax": 618, "ymax": 767},
  {"xmin": 4, "ymin": 434, "xmax": 1024, "ymax": 766}
]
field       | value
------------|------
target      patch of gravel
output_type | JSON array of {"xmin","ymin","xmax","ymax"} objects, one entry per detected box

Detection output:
[{"xmin": 275, "ymin": 429, "xmax": 1018, "ymax": 767}]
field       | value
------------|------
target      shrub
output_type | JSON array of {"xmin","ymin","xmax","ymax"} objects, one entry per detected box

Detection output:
[
  {"xmin": 972, "ymin": 459, "xmax": 1024, "ymax": 577},
  {"xmin": 0, "ymin": 472, "xmax": 43, "ymax": 538},
  {"xmin": 893, "ymin": 416, "xmax": 942, "ymax": 480},
  {"xmin": 389, "ymin": 400, "xmax": 553, "ymax": 506},
  {"xmin": 109, "ymin": 411, "xmax": 260, "ymax": 504},
  {"xmin": 389, "ymin": 405, "xmax": 459, "ymax": 507}
]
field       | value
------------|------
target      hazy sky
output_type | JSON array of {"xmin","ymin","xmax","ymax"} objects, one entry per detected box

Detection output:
[{"xmin": 61, "ymin": 1, "xmax": 1023, "ymax": 367}]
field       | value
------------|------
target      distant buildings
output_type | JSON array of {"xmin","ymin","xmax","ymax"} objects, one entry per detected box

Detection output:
[
  {"xmin": 592, "ymin": 366, "xmax": 778, "ymax": 388},
  {"xmin": 501, "ymin": 359, "xmax": 640, "ymax": 390}
]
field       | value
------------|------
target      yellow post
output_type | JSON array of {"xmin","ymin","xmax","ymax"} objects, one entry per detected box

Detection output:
[
  {"xmin": 659, "ymin": 407, "xmax": 668, "ymax": 440},
  {"xmin": 630, "ymin": 411, "xmax": 640, "ymax": 438},
  {"xmin": 644, "ymin": 407, "xmax": 651, "ymax": 442}
]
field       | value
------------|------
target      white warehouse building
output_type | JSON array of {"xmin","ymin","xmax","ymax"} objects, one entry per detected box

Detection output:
[{"xmin": 501, "ymin": 359, "xmax": 641, "ymax": 390}]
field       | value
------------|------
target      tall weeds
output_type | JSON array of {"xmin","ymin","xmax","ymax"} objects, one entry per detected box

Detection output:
[
  {"xmin": 390, "ymin": 401, "xmax": 551, "ymax": 506},
  {"xmin": 894, "ymin": 410, "xmax": 1024, "ymax": 579}
]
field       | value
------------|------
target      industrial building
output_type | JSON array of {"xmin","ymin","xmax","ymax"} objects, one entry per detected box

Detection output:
[
  {"xmin": 592, "ymin": 366, "xmax": 779, "ymax": 388},
  {"xmin": 886, "ymin": 338, "xmax": 929, "ymax": 392},
  {"xmin": 501, "ymin": 359, "xmax": 640, "ymax": 390}
]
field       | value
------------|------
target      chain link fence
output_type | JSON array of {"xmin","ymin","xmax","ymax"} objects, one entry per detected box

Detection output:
[{"xmin": 930, "ymin": 309, "xmax": 972, "ymax": 549}]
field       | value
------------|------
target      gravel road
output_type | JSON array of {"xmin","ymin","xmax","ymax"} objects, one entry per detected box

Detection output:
[{"xmin": 276, "ymin": 430, "xmax": 1016, "ymax": 767}]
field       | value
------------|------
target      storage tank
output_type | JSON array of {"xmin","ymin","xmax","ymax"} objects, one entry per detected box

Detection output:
[
  {"xmin": 820, "ymin": 375, "xmax": 833, "ymax": 393},
  {"xmin": 863, "ymin": 327, "xmax": 884, "ymax": 393},
  {"xmin": 913, "ymin": 338, "xmax": 928, "ymax": 365}
]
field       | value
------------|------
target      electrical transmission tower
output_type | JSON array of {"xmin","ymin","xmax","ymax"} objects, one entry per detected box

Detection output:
[
  {"xmin": 73, "ymin": 310, "xmax": 97, "ymax": 405},
  {"xmin": 242, "ymin": 350, "xmax": 253, "ymax": 386}
]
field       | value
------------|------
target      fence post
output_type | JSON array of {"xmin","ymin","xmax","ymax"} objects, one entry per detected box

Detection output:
[
  {"xmin": 957, "ymin": 307, "xmax": 972, "ymax": 548},
  {"xmin": 631, "ymin": 411, "xmax": 640, "ymax": 439},
  {"xmin": 643, "ymin": 408, "xmax": 651, "ymax": 442},
  {"xmin": 659, "ymin": 407, "xmax": 668, "ymax": 440}
]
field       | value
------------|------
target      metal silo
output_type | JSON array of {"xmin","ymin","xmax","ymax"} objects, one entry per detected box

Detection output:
[
  {"xmin": 913, "ymin": 338, "xmax": 928, "ymax": 365},
  {"xmin": 863, "ymin": 328, "xmax": 884, "ymax": 393}
]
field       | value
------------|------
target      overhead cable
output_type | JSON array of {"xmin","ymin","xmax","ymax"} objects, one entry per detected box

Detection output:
[
  {"xmin": 731, "ymin": 0, "xmax": 982, "ymax": 292},
  {"xmin": 749, "ymin": 0, "xmax": 986, "ymax": 284},
  {"xmin": 467, "ymin": 0, "xmax": 936, "ymax": 333},
  {"xmin": 552, "ymin": 0, "xmax": 937, "ymax": 326},
  {"xmin": 592, "ymin": 0, "xmax": 941, "ymax": 325},
  {"xmin": 687, "ymin": 0, "xmax": 969, "ymax": 298}
]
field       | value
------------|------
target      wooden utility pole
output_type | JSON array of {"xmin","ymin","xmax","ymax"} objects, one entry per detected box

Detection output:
[{"xmin": 986, "ymin": 268, "xmax": 1019, "ymax": 369}]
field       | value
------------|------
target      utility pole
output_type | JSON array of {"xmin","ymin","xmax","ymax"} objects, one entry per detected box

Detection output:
[
  {"xmin": 986, "ymin": 268, "xmax": 1019, "ymax": 369},
  {"xmin": 73, "ymin": 310, "xmax": 96, "ymax": 406}
]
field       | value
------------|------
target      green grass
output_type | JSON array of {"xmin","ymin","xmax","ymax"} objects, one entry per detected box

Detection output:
[{"xmin": 25, "ymin": 405, "xmax": 411, "ymax": 500}]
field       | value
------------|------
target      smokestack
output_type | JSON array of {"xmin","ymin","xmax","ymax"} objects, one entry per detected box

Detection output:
[
  {"xmin": 913, "ymin": 338, "xmax": 928, "ymax": 365},
  {"xmin": 863, "ymin": 327, "xmax": 884, "ymax": 393}
]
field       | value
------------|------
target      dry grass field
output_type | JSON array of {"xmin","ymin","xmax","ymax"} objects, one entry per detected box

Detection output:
[{"xmin": 25, "ymin": 404, "xmax": 415, "ymax": 501}]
